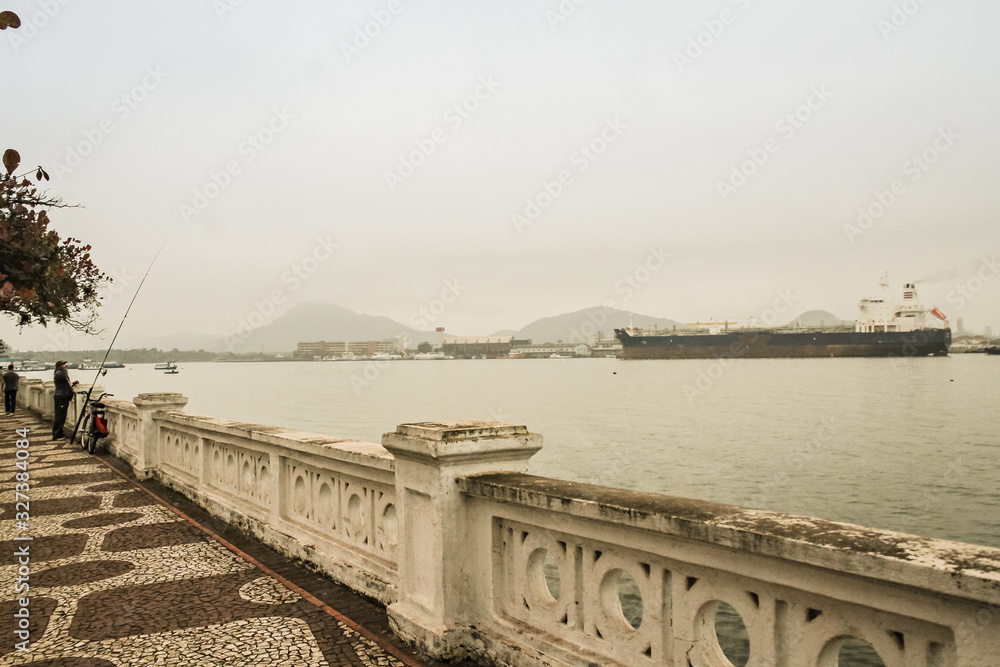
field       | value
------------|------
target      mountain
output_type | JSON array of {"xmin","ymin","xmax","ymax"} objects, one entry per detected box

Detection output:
[
  {"xmin": 513, "ymin": 307, "xmax": 686, "ymax": 344},
  {"xmin": 784, "ymin": 310, "xmax": 853, "ymax": 328},
  {"xmin": 223, "ymin": 302, "xmax": 440, "ymax": 353}
]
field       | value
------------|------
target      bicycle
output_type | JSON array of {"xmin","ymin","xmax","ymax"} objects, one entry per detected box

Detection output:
[{"xmin": 77, "ymin": 392, "xmax": 113, "ymax": 454}]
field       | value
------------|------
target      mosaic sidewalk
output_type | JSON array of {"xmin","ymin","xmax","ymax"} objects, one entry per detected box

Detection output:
[{"xmin": 0, "ymin": 410, "xmax": 470, "ymax": 666}]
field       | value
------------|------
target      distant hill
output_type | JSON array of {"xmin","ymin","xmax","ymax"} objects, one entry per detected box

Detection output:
[
  {"xmin": 513, "ymin": 307, "xmax": 686, "ymax": 344},
  {"xmin": 784, "ymin": 310, "xmax": 853, "ymax": 328},
  {"xmin": 222, "ymin": 302, "xmax": 440, "ymax": 353}
]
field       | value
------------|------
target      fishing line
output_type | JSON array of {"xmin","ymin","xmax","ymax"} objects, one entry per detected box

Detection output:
[{"xmin": 69, "ymin": 237, "xmax": 168, "ymax": 444}]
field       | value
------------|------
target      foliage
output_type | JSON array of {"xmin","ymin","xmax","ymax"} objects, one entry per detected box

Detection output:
[
  {"xmin": 1, "ymin": 149, "xmax": 109, "ymax": 333},
  {"xmin": 416, "ymin": 341, "xmax": 434, "ymax": 353}
]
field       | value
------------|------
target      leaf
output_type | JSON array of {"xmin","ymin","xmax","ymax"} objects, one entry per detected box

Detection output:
[
  {"xmin": 3, "ymin": 148, "xmax": 19, "ymax": 175},
  {"xmin": 0, "ymin": 11, "xmax": 20, "ymax": 30}
]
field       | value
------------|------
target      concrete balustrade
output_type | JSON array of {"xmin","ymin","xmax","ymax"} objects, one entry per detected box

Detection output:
[
  {"xmin": 15, "ymin": 389, "xmax": 1000, "ymax": 666},
  {"xmin": 16, "ymin": 377, "xmax": 103, "ymax": 434},
  {"xmin": 101, "ymin": 394, "xmax": 399, "ymax": 604}
]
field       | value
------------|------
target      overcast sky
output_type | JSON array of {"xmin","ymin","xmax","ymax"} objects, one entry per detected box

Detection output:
[{"xmin": 4, "ymin": 0, "xmax": 1000, "ymax": 351}]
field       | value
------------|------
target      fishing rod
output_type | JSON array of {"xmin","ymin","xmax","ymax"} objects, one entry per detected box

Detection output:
[{"xmin": 69, "ymin": 239, "xmax": 167, "ymax": 445}]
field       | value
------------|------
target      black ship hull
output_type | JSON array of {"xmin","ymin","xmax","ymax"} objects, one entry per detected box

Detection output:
[{"xmin": 614, "ymin": 328, "xmax": 951, "ymax": 359}]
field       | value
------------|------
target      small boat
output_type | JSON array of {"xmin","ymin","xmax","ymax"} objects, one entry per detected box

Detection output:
[
  {"xmin": 164, "ymin": 369, "xmax": 180, "ymax": 374},
  {"xmin": 155, "ymin": 362, "xmax": 178, "ymax": 371},
  {"xmin": 550, "ymin": 353, "xmax": 574, "ymax": 359}
]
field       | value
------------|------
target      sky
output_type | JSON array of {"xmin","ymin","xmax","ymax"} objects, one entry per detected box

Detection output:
[{"xmin": 4, "ymin": 0, "xmax": 1000, "ymax": 352}]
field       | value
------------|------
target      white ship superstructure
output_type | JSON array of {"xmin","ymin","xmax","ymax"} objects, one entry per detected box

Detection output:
[{"xmin": 856, "ymin": 274, "xmax": 947, "ymax": 333}]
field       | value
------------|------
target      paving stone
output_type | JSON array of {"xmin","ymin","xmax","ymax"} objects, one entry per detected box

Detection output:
[{"xmin": 0, "ymin": 410, "xmax": 473, "ymax": 666}]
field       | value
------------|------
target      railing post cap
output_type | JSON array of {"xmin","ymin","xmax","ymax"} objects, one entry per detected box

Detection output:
[
  {"xmin": 133, "ymin": 392, "xmax": 189, "ymax": 409},
  {"xmin": 383, "ymin": 420, "xmax": 541, "ymax": 463},
  {"xmin": 394, "ymin": 421, "xmax": 528, "ymax": 441}
]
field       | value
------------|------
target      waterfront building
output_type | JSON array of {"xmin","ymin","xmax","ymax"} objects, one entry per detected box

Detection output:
[
  {"xmin": 512, "ymin": 342, "xmax": 592, "ymax": 358},
  {"xmin": 296, "ymin": 340, "xmax": 400, "ymax": 358},
  {"xmin": 441, "ymin": 336, "xmax": 513, "ymax": 358}
]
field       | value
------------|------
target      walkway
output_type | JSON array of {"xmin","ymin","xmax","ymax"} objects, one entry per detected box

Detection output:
[{"xmin": 0, "ymin": 410, "xmax": 470, "ymax": 666}]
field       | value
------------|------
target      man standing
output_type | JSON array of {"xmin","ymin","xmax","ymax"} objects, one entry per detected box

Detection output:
[
  {"xmin": 2, "ymin": 364, "xmax": 18, "ymax": 414},
  {"xmin": 52, "ymin": 361, "xmax": 78, "ymax": 440}
]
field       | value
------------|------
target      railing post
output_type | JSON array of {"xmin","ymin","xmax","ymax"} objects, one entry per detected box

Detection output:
[
  {"xmin": 40, "ymin": 381, "xmax": 55, "ymax": 421},
  {"xmin": 16, "ymin": 379, "xmax": 43, "ymax": 413},
  {"xmin": 132, "ymin": 393, "xmax": 189, "ymax": 480},
  {"xmin": 71, "ymin": 385, "xmax": 104, "ymax": 427},
  {"xmin": 382, "ymin": 420, "xmax": 542, "ymax": 660}
]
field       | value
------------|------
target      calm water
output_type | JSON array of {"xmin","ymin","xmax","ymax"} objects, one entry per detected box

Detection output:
[{"xmin": 59, "ymin": 355, "xmax": 999, "ymax": 549}]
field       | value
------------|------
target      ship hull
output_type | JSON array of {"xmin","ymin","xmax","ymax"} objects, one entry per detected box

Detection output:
[{"xmin": 614, "ymin": 329, "xmax": 951, "ymax": 359}]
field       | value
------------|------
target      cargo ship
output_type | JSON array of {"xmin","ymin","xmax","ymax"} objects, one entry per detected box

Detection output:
[{"xmin": 614, "ymin": 276, "xmax": 951, "ymax": 359}]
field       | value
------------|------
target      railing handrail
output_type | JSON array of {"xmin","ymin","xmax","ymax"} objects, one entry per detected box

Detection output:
[{"xmin": 461, "ymin": 472, "xmax": 1000, "ymax": 607}]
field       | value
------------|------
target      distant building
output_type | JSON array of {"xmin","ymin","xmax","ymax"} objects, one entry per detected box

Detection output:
[
  {"xmin": 590, "ymin": 339, "xmax": 623, "ymax": 356},
  {"xmin": 513, "ymin": 342, "xmax": 592, "ymax": 358},
  {"xmin": 442, "ymin": 336, "xmax": 513, "ymax": 358},
  {"xmin": 295, "ymin": 340, "xmax": 399, "ymax": 359},
  {"xmin": 295, "ymin": 341, "xmax": 342, "ymax": 358}
]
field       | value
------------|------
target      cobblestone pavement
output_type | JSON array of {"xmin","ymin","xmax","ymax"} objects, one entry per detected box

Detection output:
[{"xmin": 0, "ymin": 411, "xmax": 472, "ymax": 666}]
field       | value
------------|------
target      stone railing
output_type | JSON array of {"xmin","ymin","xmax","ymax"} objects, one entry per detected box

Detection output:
[
  {"xmin": 17, "ymin": 377, "xmax": 106, "ymax": 430},
  {"xmin": 16, "ymin": 390, "xmax": 1000, "ymax": 666},
  {"xmin": 445, "ymin": 474, "xmax": 1000, "ymax": 666},
  {"xmin": 100, "ymin": 393, "xmax": 398, "ymax": 603}
]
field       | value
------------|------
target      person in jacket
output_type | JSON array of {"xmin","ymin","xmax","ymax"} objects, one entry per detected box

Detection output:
[
  {"xmin": 52, "ymin": 361, "xmax": 78, "ymax": 439},
  {"xmin": 2, "ymin": 364, "xmax": 18, "ymax": 414}
]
